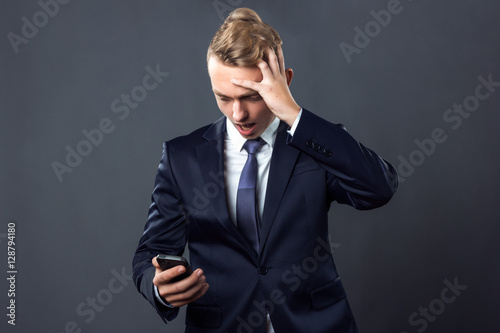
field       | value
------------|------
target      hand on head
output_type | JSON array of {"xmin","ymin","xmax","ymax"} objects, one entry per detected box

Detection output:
[{"xmin": 230, "ymin": 45, "xmax": 301, "ymax": 127}]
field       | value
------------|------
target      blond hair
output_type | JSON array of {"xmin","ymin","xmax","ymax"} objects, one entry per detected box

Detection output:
[{"xmin": 207, "ymin": 8, "xmax": 282, "ymax": 67}]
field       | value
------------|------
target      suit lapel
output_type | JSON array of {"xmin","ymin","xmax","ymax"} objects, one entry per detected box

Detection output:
[
  {"xmin": 259, "ymin": 122, "xmax": 300, "ymax": 253},
  {"xmin": 196, "ymin": 119, "xmax": 300, "ymax": 258},
  {"xmin": 196, "ymin": 117, "xmax": 257, "ymax": 256}
]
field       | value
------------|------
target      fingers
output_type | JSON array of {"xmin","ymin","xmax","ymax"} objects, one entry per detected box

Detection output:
[
  {"xmin": 257, "ymin": 60, "xmax": 274, "ymax": 80},
  {"xmin": 156, "ymin": 268, "xmax": 209, "ymax": 308},
  {"xmin": 166, "ymin": 270, "xmax": 209, "ymax": 307},
  {"xmin": 266, "ymin": 46, "xmax": 285, "ymax": 76},
  {"xmin": 230, "ymin": 46, "xmax": 286, "ymax": 91},
  {"xmin": 276, "ymin": 44, "xmax": 285, "ymax": 75},
  {"xmin": 153, "ymin": 264, "xmax": 188, "ymax": 285},
  {"xmin": 230, "ymin": 78, "xmax": 260, "ymax": 91},
  {"xmin": 266, "ymin": 47, "xmax": 279, "ymax": 76}
]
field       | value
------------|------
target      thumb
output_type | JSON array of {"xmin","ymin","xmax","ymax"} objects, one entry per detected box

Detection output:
[{"xmin": 152, "ymin": 257, "xmax": 162, "ymax": 275}]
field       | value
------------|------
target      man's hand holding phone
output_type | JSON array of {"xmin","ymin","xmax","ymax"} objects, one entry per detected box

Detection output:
[{"xmin": 152, "ymin": 255, "xmax": 209, "ymax": 308}]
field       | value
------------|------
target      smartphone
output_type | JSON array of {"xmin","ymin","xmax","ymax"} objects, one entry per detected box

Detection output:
[{"xmin": 156, "ymin": 254, "xmax": 193, "ymax": 282}]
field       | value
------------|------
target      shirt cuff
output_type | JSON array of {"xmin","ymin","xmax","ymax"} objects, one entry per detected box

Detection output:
[
  {"xmin": 286, "ymin": 108, "xmax": 303, "ymax": 136},
  {"xmin": 154, "ymin": 284, "xmax": 175, "ymax": 308}
]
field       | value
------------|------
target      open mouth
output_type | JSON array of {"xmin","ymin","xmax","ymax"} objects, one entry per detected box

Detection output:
[
  {"xmin": 240, "ymin": 124, "xmax": 254, "ymax": 130},
  {"xmin": 236, "ymin": 123, "xmax": 256, "ymax": 136}
]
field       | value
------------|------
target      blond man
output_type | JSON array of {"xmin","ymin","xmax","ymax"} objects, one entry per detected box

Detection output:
[{"xmin": 133, "ymin": 8, "xmax": 397, "ymax": 333}]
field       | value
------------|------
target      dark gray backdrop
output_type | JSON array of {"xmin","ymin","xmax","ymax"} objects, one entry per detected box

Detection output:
[{"xmin": 1, "ymin": 0, "xmax": 499, "ymax": 332}]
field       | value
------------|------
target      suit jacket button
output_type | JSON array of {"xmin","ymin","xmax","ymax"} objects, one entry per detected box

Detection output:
[
  {"xmin": 305, "ymin": 140, "xmax": 313, "ymax": 147},
  {"xmin": 259, "ymin": 266, "xmax": 268, "ymax": 275},
  {"xmin": 325, "ymin": 150, "xmax": 332, "ymax": 157}
]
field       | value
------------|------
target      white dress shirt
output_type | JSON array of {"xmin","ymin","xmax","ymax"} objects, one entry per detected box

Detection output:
[{"xmin": 224, "ymin": 116, "xmax": 279, "ymax": 226}]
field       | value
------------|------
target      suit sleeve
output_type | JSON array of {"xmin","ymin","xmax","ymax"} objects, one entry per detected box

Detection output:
[
  {"xmin": 132, "ymin": 141, "xmax": 188, "ymax": 323},
  {"xmin": 287, "ymin": 109, "xmax": 398, "ymax": 209}
]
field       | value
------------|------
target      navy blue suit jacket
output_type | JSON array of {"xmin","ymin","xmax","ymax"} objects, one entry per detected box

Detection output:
[{"xmin": 133, "ymin": 109, "xmax": 398, "ymax": 333}]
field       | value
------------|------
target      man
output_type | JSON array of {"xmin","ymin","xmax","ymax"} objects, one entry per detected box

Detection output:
[{"xmin": 133, "ymin": 8, "xmax": 398, "ymax": 333}]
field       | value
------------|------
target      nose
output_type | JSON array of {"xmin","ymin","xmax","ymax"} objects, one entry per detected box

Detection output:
[{"xmin": 232, "ymin": 99, "xmax": 247, "ymax": 122}]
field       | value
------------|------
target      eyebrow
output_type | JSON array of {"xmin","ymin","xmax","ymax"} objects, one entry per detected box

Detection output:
[{"xmin": 213, "ymin": 89, "xmax": 260, "ymax": 99}]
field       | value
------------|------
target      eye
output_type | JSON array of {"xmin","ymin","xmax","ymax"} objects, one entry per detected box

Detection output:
[
  {"xmin": 218, "ymin": 96, "xmax": 231, "ymax": 102},
  {"xmin": 247, "ymin": 95, "xmax": 262, "ymax": 102}
]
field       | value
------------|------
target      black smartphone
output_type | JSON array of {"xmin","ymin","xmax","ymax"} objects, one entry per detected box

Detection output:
[{"xmin": 156, "ymin": 254, "xmax": 193, "ymax": 282}]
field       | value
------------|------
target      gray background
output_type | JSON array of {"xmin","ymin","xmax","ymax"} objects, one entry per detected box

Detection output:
[{"xmin": 1, "ymin": 0, "xmax": 499, "ymax": 332}]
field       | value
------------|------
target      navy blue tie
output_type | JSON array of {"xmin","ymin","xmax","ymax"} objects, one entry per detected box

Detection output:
[{"xmin": 237, "ymin": 138, "xmax": 265, "ymax": 252}]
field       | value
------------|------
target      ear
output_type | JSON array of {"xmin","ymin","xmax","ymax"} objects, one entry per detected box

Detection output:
[{"xmin": 285, "ymin": 68, "xmax": 294, "ymax": 87}]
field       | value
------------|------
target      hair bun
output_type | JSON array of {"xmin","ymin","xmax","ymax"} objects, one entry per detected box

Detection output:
[
  {"xmin": 208, "ymin": 7, "xmax": 281, "ymax": 66},
  {"xmin": 225, "ymin": 8, "xmax": 262, "ymax": 24}
]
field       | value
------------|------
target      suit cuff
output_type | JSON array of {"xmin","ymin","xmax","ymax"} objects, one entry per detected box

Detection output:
[
  {"xmin": 154, "ymin": 284, "xmax": 175, "ymax": 308},
  {"xmin": 286, "ymin": 108, "xmax": 302, "ymax": 136}
]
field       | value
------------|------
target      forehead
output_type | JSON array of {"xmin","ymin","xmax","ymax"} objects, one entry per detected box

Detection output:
[{"xmin": 208, "ymin": 57, "xmax": 263, "ymax": 95}]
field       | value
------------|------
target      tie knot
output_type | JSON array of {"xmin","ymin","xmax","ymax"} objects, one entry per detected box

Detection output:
[{"xmin": 243, "ymin": 138, "xmax": 264, "ymax": 155}]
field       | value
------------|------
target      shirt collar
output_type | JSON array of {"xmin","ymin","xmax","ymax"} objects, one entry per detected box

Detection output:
[{"xmin": 226, "ymin": 116, "xmax": 280, "ymax": 152}]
